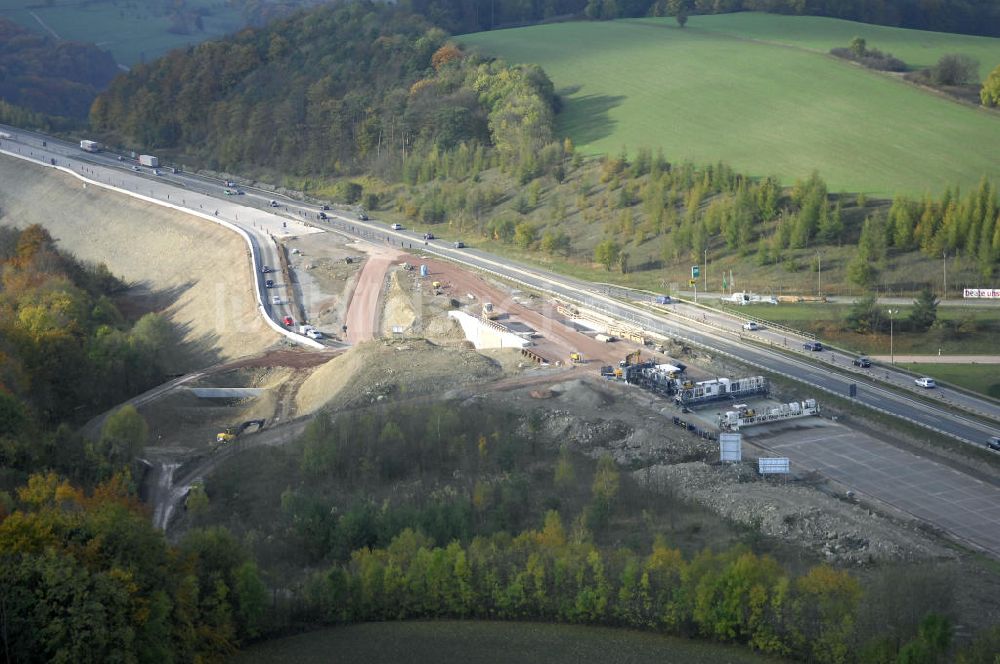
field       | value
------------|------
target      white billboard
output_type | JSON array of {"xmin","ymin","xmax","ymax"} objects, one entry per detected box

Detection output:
[
  {"xmin": 758, "ymin": 457, "xmax": 790, "ymax": 475},
  {"xmin": 719, "ymin": 433, "xmax": 742, "ymax": 462},
  {"xmin": 963, "ymin": 289, "xmax": 1000, "ymax": 299}
]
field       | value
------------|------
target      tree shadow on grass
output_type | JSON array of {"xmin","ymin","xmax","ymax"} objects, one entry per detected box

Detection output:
[{"xmin": 560, "ymin": 93, "xmax": 626, "ymax": 147}]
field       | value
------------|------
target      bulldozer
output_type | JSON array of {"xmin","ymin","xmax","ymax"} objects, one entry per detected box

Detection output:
[
  {"xmin": 569, "ymin": 352, "xmax": 583, "ymax": 364},
  {"xmin": 214, "ymin": 419, "xmax": 265, "ymax": 446}
]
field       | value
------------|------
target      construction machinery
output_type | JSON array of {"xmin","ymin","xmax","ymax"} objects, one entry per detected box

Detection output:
[
  {"xmin": 215, "ymin": 419, "xmax": 265, "ymax": 445},
  {"xmin": 674, "ymin": 376, "xmax": 767, "ymax": 408},
  {"xmin": 719, "ymin": 400, "xmax": 819, "ymax": 431},
  {"xmin": 482, "ymin": 302, "xmax": 499, "ymax": 320},
  {"xmin": 570, "ymin": 352, "xmax": 583, "ymax": 363}
]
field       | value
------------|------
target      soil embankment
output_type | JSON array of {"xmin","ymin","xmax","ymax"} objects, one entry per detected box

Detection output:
[{"xmin": 0, "ymin": 156, "xmax": 271, "ymax": 368}]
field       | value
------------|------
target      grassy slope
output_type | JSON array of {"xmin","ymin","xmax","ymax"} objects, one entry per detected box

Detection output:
[
  {"xmin": 234, "ymin": 621, "xmax": 779, "ymax": 664},
  {"xmin": 733, "ymin": 302, "xmax": 1000, "ymax": 355},
  {"xmin": 0, "ymin": 0, "xmax": 243, "ymax": 65},
  {"xmin": 687, "ymin": 12, "xmax": 1000, "ymax": 80},
  {"xmin": 459, "ymin": 17, "xmax": 1000, "ymax": 195}
]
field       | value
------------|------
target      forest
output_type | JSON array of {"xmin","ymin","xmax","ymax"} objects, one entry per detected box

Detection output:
[
  {"xmin": 168, "ymin": 400, "xmax": 1000, "ymax": 663},
  {"xmin": 91, "ymin": 2, "xmax": 556, "ymax": 182},
  {"xmin": 0, "ymin": 18, "xmax": 119, "ymax": 119},
  {"xmin": 0, "ymin": 224, "xmax": 270, "ymax": 662}
]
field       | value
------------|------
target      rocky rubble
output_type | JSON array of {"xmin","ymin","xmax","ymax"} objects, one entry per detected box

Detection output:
[{"xmin": 636, "ymin": 462, "xmax": 955, "ymax": 564}]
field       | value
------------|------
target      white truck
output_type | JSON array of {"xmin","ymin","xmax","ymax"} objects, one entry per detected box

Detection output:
[
  {"xmin": 80, "ymin": 139, "xmax": 102, "ymax": 153},
  {"xmin": 298, "ymin": 325, "xmax": 323, "ymax": 339},
  {"xmin": 138, "ymin": 154, "xmax": 159, "ymax": 168}
]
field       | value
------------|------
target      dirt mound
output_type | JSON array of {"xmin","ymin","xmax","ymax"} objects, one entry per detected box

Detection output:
[
  {"xmin": 296, "ymin": 338, "xmax": 503, "ymax": 415},
  {"xmin": 554, "ymin": 378, "xmax": 612, "ymax": 410},
  {"xmin": 380, "ymin": 270, "xmax": 418, "ymax": 335},
  {"xmin": 0, "ymin": 156, "xmax": 271, "ymax": 368}
]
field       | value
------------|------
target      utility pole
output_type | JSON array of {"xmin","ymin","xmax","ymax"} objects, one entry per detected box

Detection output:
[
  {"xmin": 704, "ymin": 248, "xmax": 708, "ymax": 292},
  {"xmin": 888, "ymin": 309, "xmax": 898, "ymax": 366}
]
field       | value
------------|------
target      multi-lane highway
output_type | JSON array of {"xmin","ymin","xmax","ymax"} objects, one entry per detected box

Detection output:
[{"xmin": 2, "ymin": 126, "xmax": 998, "ymax": 450}]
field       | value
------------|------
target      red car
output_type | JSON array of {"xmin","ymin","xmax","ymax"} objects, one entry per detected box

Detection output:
[{"xmin": 282, "ymin": 316, "xmax": 293, "ymax": 326}]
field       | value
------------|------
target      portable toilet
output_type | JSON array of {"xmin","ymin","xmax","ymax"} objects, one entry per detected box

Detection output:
[{"xmin": 420, "ymin": 265, "xmax": 428, "ymax": 277}]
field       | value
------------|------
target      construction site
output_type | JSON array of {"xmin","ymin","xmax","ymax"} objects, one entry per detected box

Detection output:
[{"xmin": 6, "ymin": 153, "xmax": 1000, "ymax": 637}]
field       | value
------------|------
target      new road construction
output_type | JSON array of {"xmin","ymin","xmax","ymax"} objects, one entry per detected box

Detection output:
[{"xmin": 4, "ymin": 127, "xmax": 1000, "ymax": 558}]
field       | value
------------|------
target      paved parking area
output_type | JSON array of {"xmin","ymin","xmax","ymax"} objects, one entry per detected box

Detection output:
[{"xmin": 745, "ymin": 419, "xmax": 1000, "ymax": 556}]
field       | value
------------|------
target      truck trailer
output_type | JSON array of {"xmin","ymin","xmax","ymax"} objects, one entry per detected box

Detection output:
[
  {"xmin": 138, "ymin": 154, "xmax": 159, "ymax": 167},
  {"xmin": 80, "ymin": 140, "xmax": 102, "ymax": 153}
]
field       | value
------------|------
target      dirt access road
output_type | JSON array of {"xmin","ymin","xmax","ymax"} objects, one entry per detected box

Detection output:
[{"xmin": 346, "ymin": 246, "xmax": 403, "ymax": 343}]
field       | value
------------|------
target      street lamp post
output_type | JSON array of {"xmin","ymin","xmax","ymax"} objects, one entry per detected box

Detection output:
[{"xmin": 888, "ymin": 309, "xmax": 898, "ymax": 365}]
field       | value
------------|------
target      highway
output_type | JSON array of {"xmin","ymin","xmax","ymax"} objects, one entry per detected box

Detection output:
[{"xmin": 2, "ymin": 126, "xmax": 998, "ymax": 450}]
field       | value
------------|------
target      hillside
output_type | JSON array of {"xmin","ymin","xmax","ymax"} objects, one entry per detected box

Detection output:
[
  {"xmin": 0, "ymin": 0, "xmax": 245, "ymax": 66},
  {"xmin": 0, "ymin": 17, "xmax": 118, "ymax": 119},
  {"xmin": 688, "ymin": 12, "xmax": 1000, "ymax": 79},
  {"xmin": 459, "ymin": 17, "xmax": 1000, "ymax": 195}
]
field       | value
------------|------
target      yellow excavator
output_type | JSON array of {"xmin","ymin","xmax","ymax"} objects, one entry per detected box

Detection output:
[
  {"xmin": 570, "ymin": 352, "xmax": 583, "ymax": 363},
  {"xmin": 214, "ymin": 419, "xmax": 265, "ymax": 446}
]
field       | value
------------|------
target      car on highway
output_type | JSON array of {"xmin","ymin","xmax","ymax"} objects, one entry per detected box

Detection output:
[
  {"xmin": 803, "ymin": 341, "xmax": 823, "ymax": 351},
  {"xmin": 853, "ymin": 357, "xmax": 872, "ymax": 368},
  {"xmin": 321, "ymin": 205, "xmax": 330, "ymax": 210},
  {"xmin": 224, "ymin": 189, "xmax": 235, "ymax": 195},
  {"xmin": 742, "ymin": 321, "xmax": 760, "ymax": 331},
  {"xmin": 282, "ymin": 316, "xmax": 293, "ymax": 326},
  {"xmin": 225, "ymin": 180, "xmax": 236, "ymax": 187},
  {"xmin": 131, "ymin": 165, "xmax": 140, "ymax": 171},
  {"xmin": 261, "ymin": 265, "xmax": 271, "ymax": 273},
  {"xmin": 117, "ymin": 155, "xmax": 124, "ymax": 161},
  {"xmin": 171, "ymin": 167, "xmax": 179, "ymax": 174},
  {"xmin": 915, "ymin": 377, "xmax": 936, "ymax": 389},
  {"xmin": 318, "ymin": 212, "xmax": 328, "ymax": 220},
  {"xmin": 423, "ymin": 232, "xmax": 435, "ymax": 240},
  {"xmin": 306, "ymin": 329, "xmax": 323, "ymax": 340},
  {"xmin": 265, "ymin": 279, "xmax": 274, "ymax": 288},
  {"xmin": 269, "ymin": 200, "xmax": 279, "ymax": 207},
  {"xmin": 271, "ymin": 295, "xmax": 281, "ymax": 305},
  {"xmin": 988, "ymin": 436, "xmax": 1000, "ymax": 452},
  {"xmin": 154, "ymin": 169, "xmax": 162, "ymax": 176},
  {"xmin": 390, "ymin": 223, "xmax": 403, "ymax": 230},
  {"xmin": 358, "ymin": 212, "xmax": 368, "ymax": 220},
  {"xmin": 454, "ymin": 241, "xmax": 465, "ymax": 248},
  {"xmin": 236, "ymin": 189, "xmax": 245, "ymax": 195}
]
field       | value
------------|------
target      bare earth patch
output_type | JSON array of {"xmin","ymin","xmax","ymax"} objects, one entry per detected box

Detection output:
[{"xmin": 0, "ymin": 156, "xmax": 273, "ymax": 368}]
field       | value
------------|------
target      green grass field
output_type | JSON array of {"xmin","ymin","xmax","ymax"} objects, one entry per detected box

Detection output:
[
  {"xmin": 733, "ymin": 302, "xmax": 1000, "ymax": 355},
  {"xmin": 686, "ymin": 12, "xmax": 1000, "ymax": 80},
  {"xmin": 459, "ymin": 17, "xmax": 1000, "ymax": 195},
  {"xmin": 234, "ymin": 621, "xmax": 781, "ymax": 664},
  {"xmin": 0, "ymin": 0, "xmax": 243, "ymax": 65},
  {"xmin": 902, "ymin": 363, "xmax": 1000, "ymax": 398}
]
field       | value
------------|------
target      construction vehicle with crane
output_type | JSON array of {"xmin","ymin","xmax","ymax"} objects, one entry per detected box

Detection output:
[{"xmin": 214, "ymin": 419, "xmax": 266, "ymax": 447}]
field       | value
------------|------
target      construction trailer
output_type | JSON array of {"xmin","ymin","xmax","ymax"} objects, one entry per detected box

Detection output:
[
  {"xmin": 674, "ymin": 376, "xmax": 767, "ymax": 408},
  {"xmin": 718, "ymin": 399, "xmax": 819, "ymax": 431}
]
